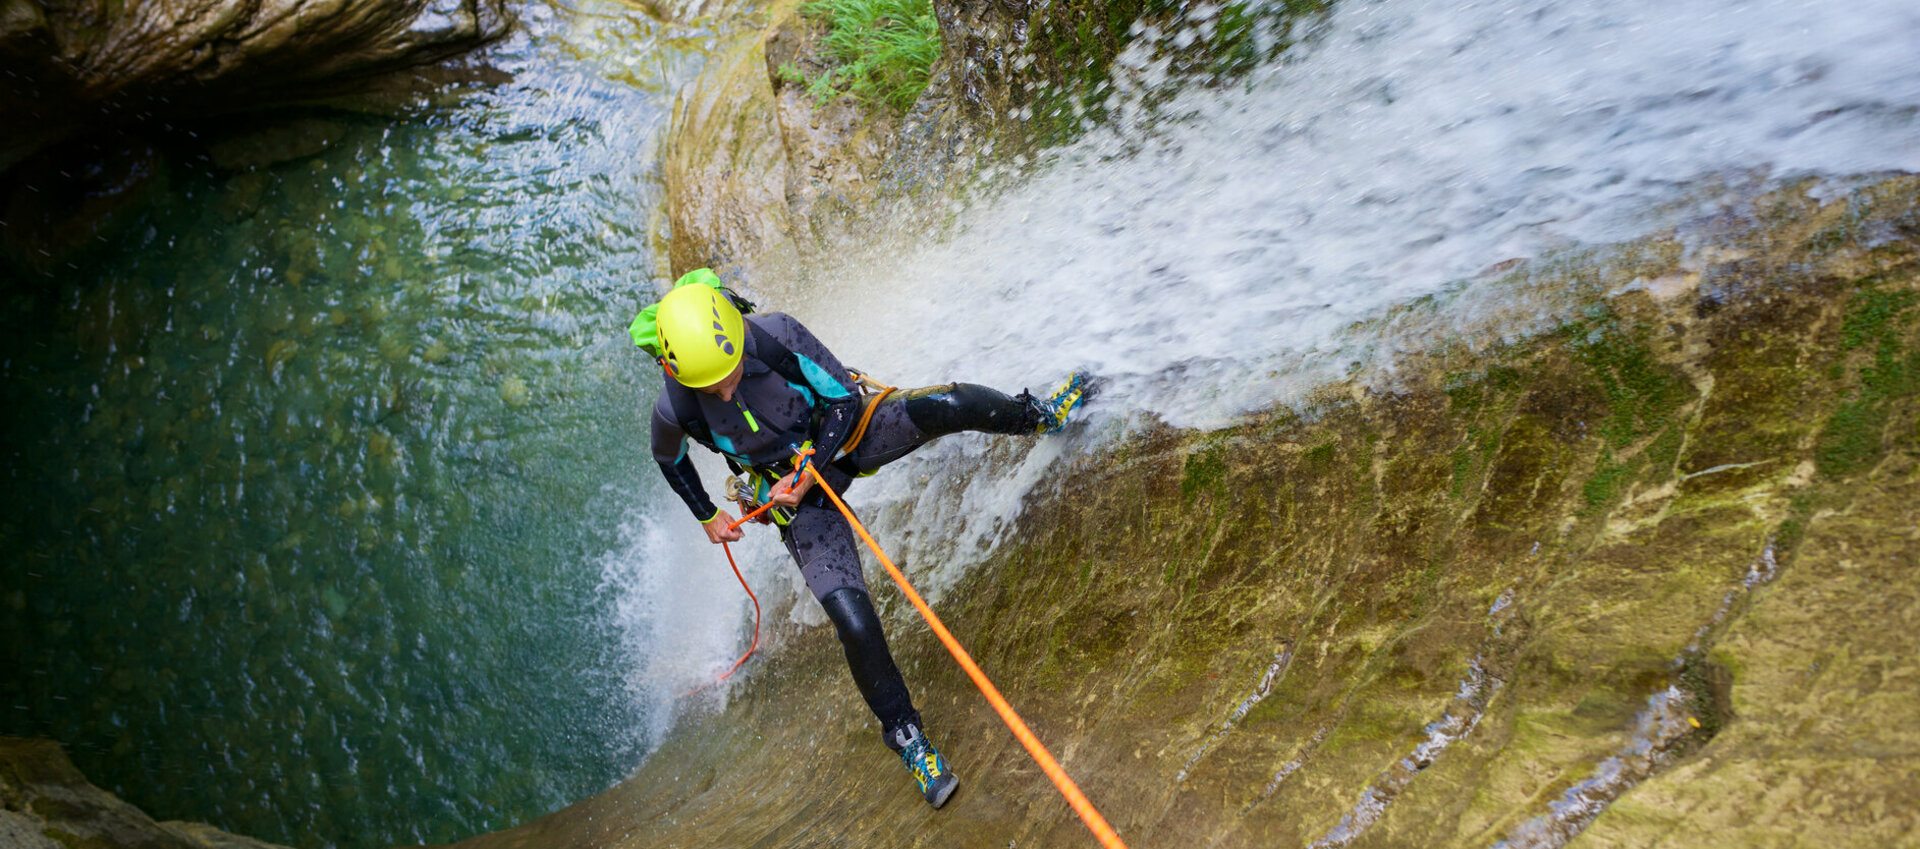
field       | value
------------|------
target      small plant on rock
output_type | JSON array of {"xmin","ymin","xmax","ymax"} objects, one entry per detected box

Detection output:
[{"xmin": 797, "ymin": 0, "xmax": 940, "ymax": 111}]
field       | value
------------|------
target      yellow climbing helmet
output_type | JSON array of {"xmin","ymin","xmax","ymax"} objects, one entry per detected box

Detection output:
[{"xmin": 655, "ymin": 272, "xmax": 746, "ymax": 388}]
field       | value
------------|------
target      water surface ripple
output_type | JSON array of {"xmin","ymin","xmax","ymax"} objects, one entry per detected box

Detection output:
[{"xmin": 1, "ymin": 2, "xmax": 712, "ymax": 845}]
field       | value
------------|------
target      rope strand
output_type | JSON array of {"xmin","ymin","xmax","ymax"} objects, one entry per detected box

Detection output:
[
  {"xmin": 681, "ymin": 539, "xmax": 761, "ymax": 698},
  {"xmin": 801, "ymin": 459, "xmax": 1130, "ymax": 849},
  {"xmin": 684, "ymin": 452, "xmax": 1128, "ymax": 848}
]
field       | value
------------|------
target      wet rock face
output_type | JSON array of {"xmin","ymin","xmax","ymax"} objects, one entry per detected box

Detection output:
[
  {"xmin": 661, "ymin": 0, "xmax": 899, "ymax": 282},
  {"xmin": 0, "ymin": 737, "xmax": 292, "ymax": 849},
  {"xmin": 659, "ymin": 0, "xmax": 1337, "ymax": 281},
  {"xmin": 900, "ymin": 0, "xmax": 1327, "ymax": 168},
  {"xmin": 449, "ymin": 178, "xmax": 1920, "ymax": 849},
  {"xmin": 661, "ymin": 16, "xmax": 799, "ymax": 280},
  {"xmin": 0, "ymin": 0, "xmax": 514, "ymax": 170}
]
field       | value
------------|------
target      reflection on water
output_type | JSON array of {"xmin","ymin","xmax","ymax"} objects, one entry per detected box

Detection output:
[{"xmin": 0, "ymin": 2, "xmax": 718, "ymax": 845}]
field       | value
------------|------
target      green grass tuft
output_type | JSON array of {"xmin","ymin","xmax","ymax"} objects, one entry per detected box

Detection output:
[{"xmin": 798, "ymin": 0, "xmax": 940, "ymax": 111}]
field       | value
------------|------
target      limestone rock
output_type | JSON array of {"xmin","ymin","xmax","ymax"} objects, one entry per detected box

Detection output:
[
  {"xmin": 445, "ymin": 177, "xmax": 1920, "ymax": 849},
  {"xmin": 0, "ymin": 737, "xmax": 292, "ymax": 849},
  {"xmin": 660, "ymin": 8, "xmax": 800, "ymax": 280},
  {"xmin": 0, "ymin": 0, "xmax": 515, "ymax": 170},
  {"xmin": 661, "ymin": 0, "xmax": 910, "ymax": 281}
]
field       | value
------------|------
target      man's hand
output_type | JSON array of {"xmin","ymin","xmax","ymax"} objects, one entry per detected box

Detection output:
[
  {"xmin": 702, "ymin": 510, "xmax": 745, "ymax": 544},
  {"xmin": 768, "ymin": 468, "xmax": 816, "ymax": 508}
]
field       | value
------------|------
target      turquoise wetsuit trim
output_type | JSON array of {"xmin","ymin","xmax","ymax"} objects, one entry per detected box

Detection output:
[
  {"xmin": 796, "ymin": 353, "xmax": 853, "ymax": 399},
  {"xmin": 649, "ymin": 313, "xmax": 861, "ymax": 521}
]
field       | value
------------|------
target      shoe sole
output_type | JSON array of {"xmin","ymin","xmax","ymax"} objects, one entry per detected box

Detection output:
[{"xmin": 928, "ymin": 774, "xmax": 959, "ymax": 809}]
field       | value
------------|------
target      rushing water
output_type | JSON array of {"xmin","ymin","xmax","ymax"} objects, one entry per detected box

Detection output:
[
  {"xmin": 787, "ymin": 0, "xmax": 1920, "ymax": 596},
  {"xmin": 3, "ymin": 0, "xmax": 1918, "ymax": 846}
]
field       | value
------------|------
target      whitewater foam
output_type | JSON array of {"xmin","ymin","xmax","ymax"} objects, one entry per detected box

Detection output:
[{"xmin": 620, "ymin": 0, "xmax": 1920, "ymax": 727}]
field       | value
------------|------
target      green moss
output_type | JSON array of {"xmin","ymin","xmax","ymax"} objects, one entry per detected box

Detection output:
[
  {"xmin": 1199, "ymin": 0, "xmax": 1332, "ymax": 79},
  {"xmin": 1644, "ymin": 426, "xmax": 1684, "ymax": 476},
  {"xmin": 1488, "ymin": 364, "xmax": 1524, "ymax": 393},
  {"xmin": 1837, "ymin": 285, "xmax": 1917, "ymax": 351},
  {"xmin": 1303, "ymin": 440, "xmax": 1337, "ymax": 471},
  {"xmin": 1182, "ymin": 446, "xmax": 1228, "ymax": 500},
  {"xmin": 1582, "ymin": 452, "xmax": 1640, "ymax": 514},
  {"xmin": 1816, "ymin": 281, "xmax": 1917, "ymax": 477},
  {"xmin": 1018, "ymin": 0, "xmax": 1334, "ymax": 149},
  {"xmin": 1450, "ymin": 446, "xmax": 1473, "ymax": 498},
  {"xmin": 1677, "ymin": 656, "xmax": 1728, "ymax": 739},
  {"xmin": 1566, "ymin": 312, "xmax": 1690, "ymax": 449},
  {"xmin": 1773, "ymin": 517, "xmax": 1806, "ymax": 562},
  {"xmin": 1815, "ymin": 398, "xmax": 1889, "ymax": 477},
  {"xmin": 1445, "ymin": 373, "xmax": 1483, "ymax": 413},
  {"xmin": 1443, "ymin": 364, "xmax": 1525, "ymax": 415}
]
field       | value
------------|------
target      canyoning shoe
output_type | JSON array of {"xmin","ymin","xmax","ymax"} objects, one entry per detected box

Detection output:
[
  {"xmin": 887, "ymin": 722, "xmax": 959, "ymax": 808},
  {"xmin": 1025, "ymin": 371, "xmax": 1090, "ymax": 435}
]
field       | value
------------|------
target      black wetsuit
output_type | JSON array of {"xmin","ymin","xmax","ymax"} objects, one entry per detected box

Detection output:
[{"xmin": 649, "ymin": 313, "xmax": 1042, "ymax": 741}]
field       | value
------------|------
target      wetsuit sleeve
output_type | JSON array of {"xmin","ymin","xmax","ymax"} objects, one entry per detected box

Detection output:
[
  {"xmin": 763, "ymin": 313, "xmax": 861, "ymax": 467},
  {"xmin": 651, "ymin": 396, "xmax": 719, "ymax": 522}
]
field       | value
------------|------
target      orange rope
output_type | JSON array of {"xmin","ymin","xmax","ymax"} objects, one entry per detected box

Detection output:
[
  {"xmin": 681, "ymin": 539, "xmax": 762, "ymax": 697},
  {"xmin": 681, "ymin": 450, "xmax": 822, "ymax": 697},
  {"xmin": 800, "ymin": 459, "xmax": 1130, "ymax": 849},
  {"xmin": 731, "ymin": 499, "xmax": 778, "ymax": 528},
  {"xmin": 682, "ymin": 501, "xmax": 784, "ymax": 698}
]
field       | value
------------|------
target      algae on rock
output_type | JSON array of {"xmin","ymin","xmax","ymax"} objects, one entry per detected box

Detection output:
[
  {"xmin": 0, "ymin": 737, "xmax": 294, "ymax": 849},
  {"xmin": 449, "ymin": 179, "xmax": 1920, "ymax": 848}
]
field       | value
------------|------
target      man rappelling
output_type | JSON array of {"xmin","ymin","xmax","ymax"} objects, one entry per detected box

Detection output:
[{"xmin": 633, "ymin": 269, "xmax": 1087, "ymax": 809}]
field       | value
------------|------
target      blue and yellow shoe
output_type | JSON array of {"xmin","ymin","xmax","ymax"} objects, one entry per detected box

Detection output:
[
  {"xmin": 1027, "ymin": 372, "xmax": 1090, "ymax": 435},
  {"xmin": 886, "ymin": 722, "xmax": 959, "ymax": 808}
]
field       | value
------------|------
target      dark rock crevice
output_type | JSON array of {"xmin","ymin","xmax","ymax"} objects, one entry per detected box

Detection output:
[
  {"xmin": 2, "ymin": 0, "xmax": 513, "ymax": 171},
  {"xmin": 0, "ymin": 0, "xmax": 514, "ymax": 277}
]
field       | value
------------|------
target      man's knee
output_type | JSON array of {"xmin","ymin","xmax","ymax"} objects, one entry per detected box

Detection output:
[{"xmin": 820, "ymin": 587, "xmax": 883, "ymax": 649}]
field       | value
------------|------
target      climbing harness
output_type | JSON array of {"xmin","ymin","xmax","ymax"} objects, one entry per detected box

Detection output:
[
  {"xmin": 721, "ymin": 372, "xmax": 897, "ymax": 529},
  {"xmin": 838, "ymin": 370, "xmax": 898, "ymax": 458},
  {"xmin": 726, "ymin": 474, "xmax": 792, "ymax": 526}
]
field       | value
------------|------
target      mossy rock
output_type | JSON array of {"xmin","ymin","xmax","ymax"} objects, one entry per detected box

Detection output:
[{"xmin": 425, "ymin": 177, "xmax": 1920, "ymax": 849}]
